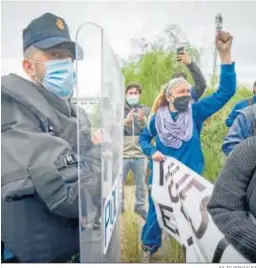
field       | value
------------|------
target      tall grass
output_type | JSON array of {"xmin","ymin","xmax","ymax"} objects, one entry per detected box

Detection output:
[{"xmin": 201, "ymin": 87, "xmax": 251, "ymax": 182}]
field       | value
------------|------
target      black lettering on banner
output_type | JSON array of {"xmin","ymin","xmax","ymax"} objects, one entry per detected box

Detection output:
[
  {"xmin": 211, "ymin": 237, "xmax": 229, "ymax": 263},
  {"xmin": 170, "ymin": 165, "xmax": 180, "ymax": 178},
  {"xmin": 168, "ymin": 180, "xmax": 179, "ymax": 203},
  {"xmin": 175, "ymin": 227, "xmax": 179, "ymax": 236},
  {"xmin": 180, "ymin": 178, "xmax": 205, "ymax": 200},
  {"xmin": 164, "ymin": 162, "xmax": 175, "ymax": 183},
  {"xmin": 177, "ymin": 176, "xmax": 191, "ymax": 226},
  {"xmin": 159, "ymin": 161, "xmax": 164, "ymax": 186},
  {"xmin": 180, "ymin": 202, "xmax": 189, "ymax": 222},
  {"xmin": 189, "ymin": 195, "xmax": 211, "ymax": 239},
  {"xmin": 176, "ymin": 173, "xmax": 190, "ymax": 190},
  {"xmin": 158, "ymin": 204, "xmax": 179, "ymax": 236},
  {"xmin": 159, "ymin": 162, "xmax": 177, "ymax": 186},
  {"xmin": 187, "ymin": 236, "xmax": 193, "ymax": 246},
  {"xmin": 166, "ymin": 163, "xmax": 182, "ymax": 204}
]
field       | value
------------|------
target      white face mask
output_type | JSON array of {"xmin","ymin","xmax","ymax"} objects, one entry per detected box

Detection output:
[{"xmin": 126, "ymin": 95, "xmax": 139, "ymax": 106}]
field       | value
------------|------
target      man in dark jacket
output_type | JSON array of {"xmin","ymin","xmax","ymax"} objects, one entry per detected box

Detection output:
[{"xmin": 1, "ymin": 13, "xmax": 102, "ymax": 263}]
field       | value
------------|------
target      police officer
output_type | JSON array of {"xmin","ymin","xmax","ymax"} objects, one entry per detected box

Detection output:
[{"xmin": 1, "ymin": 13, "xmax": 100, "ymax": 263}]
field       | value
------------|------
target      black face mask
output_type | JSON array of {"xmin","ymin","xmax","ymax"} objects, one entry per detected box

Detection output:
[{"xmin": 172, "ymin": 96, "xmax": 191, "ymax": 112}]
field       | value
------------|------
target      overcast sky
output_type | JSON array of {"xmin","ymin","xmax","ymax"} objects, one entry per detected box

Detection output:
[{"xmin": 1, "ymin": 0, "xmax": 256, "ymax": 93}]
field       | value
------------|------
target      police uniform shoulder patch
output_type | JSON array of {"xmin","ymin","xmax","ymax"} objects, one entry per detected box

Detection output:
[{"xmin": 56, "ymin": 18, "xmax": 65, "ymax": 30}]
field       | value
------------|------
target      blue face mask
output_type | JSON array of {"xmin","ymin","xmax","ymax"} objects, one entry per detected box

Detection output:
[{"xmin": 41, "ymin": 58, "xmax": 76, "ymax": 100}]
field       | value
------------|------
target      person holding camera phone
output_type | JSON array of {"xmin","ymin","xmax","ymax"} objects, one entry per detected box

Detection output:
[
  {"xmin": 122, "ymin": 83, "xmax": 150, "ymax": 220},
  {"xmin": 173, "ymin": 48, "xmax": 207, "ymax": 102}
]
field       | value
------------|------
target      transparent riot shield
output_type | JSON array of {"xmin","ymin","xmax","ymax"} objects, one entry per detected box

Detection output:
[{"xmin": 74, "ymin": 22, "xmax": 124, "ymax": 263}]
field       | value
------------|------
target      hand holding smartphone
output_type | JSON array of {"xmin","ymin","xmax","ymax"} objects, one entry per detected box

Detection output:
[{"xmin": 177, "ymin": 47, "xmax": 185, "ymax": 55}]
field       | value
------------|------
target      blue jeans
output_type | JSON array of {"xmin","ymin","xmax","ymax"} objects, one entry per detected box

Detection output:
[{"xmin": 122, "ymin": 158, "xmax": 146, "ymax": 211}]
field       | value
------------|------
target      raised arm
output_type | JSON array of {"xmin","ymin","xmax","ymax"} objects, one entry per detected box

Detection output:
[
  {"xmin": 194, "ymin": 31, "xmax": 236, "ymax": 122},
  {"xmin": 187, "ymin": 61, "xmax": 207, "ymax": 101},
  {"xmin": 177, "ymin": 52, "xmax": 207, "ymax": 101}
]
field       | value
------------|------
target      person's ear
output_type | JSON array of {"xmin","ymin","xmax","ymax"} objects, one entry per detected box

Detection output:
[{"xmin": 23, "ymin": 59, "xmax": 37, "ymax": 79}]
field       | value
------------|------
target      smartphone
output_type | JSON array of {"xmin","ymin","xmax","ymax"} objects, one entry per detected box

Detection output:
[
  {"xmin": 177, "ymin": 47, "xmax": 185, "ymax": 61},
  {"xmin": 177, "ymin": 47, "xmax": 184, "ymax": 54}
]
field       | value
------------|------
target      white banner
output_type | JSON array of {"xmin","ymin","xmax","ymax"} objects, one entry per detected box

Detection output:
[{"xmin": 152, "ymin": 157, "xmax": 249, "ymax": 263}]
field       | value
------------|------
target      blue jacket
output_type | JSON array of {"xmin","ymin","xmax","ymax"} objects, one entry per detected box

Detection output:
[
  {"xmin": 222, "ymin": 104, "xmax": 256, "ymax": 156},
  {"xmin": 140, "ymin": 63, "xmax": 236, "ymax": 185},
  {"xmin": 225, "ymin": 95, "xmax": 256, "ymax": 127}
]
